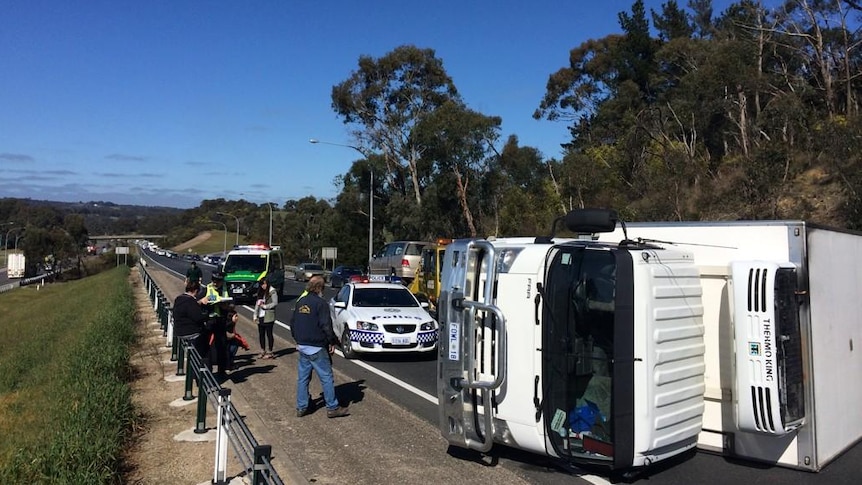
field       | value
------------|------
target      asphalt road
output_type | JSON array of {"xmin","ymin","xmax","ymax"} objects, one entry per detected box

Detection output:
[{"xmin": 147, "ymin": 249, "xmax": 862, "ymax": 485}]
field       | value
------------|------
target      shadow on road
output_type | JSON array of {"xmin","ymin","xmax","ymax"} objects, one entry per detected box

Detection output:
[{"xmin": 336, "ymin": 379, "xmax": 367, "ymax": 406}]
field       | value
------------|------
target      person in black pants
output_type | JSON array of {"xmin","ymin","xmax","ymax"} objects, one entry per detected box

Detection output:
[
  {"xmin": 203, "ymin": 272, "xmax": 231, "ymax": 379},
  {"xmin": 254, "ymin": 278, "xmax": 279, "ymax": 359}
]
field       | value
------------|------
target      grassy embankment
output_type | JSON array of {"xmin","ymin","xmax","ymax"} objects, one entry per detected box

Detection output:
[
  {"xmin": 0, "ymin": 267, "xmax": 136, "ymax": 483},
  {"xmin": 170, "ymin": 229, "xmax": 248, "ymax": 255}
]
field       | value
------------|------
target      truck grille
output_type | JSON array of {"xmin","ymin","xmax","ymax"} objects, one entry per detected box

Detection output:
[{"xmin": 749, "ymin": 385, "xmax": 776, "ymax": 432}]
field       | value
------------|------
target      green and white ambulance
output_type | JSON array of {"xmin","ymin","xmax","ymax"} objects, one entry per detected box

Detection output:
[{"xmin": 221, "ymin": 244, "xmax": 285, "ymax": 304}]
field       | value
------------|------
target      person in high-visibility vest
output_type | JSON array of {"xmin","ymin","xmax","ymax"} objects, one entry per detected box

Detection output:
[{"xmin": 200, "ymin": 271, "xmax": 231, "ymax": 378}]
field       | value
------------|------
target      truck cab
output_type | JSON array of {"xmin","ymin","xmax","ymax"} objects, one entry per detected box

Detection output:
[{"xmin": 437, "ymin": 209, "xmax": 706, "ymax": 472}]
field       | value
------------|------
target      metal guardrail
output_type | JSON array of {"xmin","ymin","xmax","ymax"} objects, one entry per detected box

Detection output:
[
  {"xmin": 0, "ymin": 272, "xmax": 54, "ymax": 294},
  {"xmin": 138, "ymin": 262, "xmax": 285, "ymax": 485}
]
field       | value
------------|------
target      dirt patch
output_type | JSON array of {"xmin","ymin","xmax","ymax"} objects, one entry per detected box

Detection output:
[
  {"xmin": 122, "ymin": 268, "xmax": 222, "ymax": 485},
  {"xmin": 172, "ymin": 232, "xmax": 212, "ymax": 252}
]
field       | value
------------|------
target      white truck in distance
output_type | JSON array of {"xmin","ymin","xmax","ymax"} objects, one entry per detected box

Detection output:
[
  {"xmin": 437, "ymin": 208, "xmax": 862, "ymax": 476},
  {"xmin": 8, "ymin": 253, "xmax": 25, "ymax": 278}
]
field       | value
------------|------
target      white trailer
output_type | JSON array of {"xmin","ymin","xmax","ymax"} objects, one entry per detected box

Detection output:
[
  {"xmin": 437, "ymin": 209, "xmax": 862, "ymax": 475},
  {"xmin": 8, "ymin": 253, "xmax": 25, "ymax": 278}
]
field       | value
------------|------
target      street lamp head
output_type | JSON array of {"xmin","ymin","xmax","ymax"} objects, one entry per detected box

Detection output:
[
  {"xmin": 308, "ymin": 137, "xmax": 373, "ymax": 267},
  {"xmin": 309, "ymin": 138, "xmax": 368, "ymax": 157}
]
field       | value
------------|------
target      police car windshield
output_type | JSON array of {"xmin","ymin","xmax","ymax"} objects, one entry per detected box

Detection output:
[
  {"xmin": 224, "ymin": 255, "xmax": 267, "ymax": 273},
  {"xmin": 352, "ymin": 288, "xmax": 419, "ymax": 308}
]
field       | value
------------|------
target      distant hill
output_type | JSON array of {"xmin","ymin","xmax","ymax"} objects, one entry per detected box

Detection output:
[{"xmin": 1, "ymin": 197, "xmax": 185, "ymax": 236}]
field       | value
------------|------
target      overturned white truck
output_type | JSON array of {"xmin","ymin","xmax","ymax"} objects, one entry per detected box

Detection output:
[{"xmin": 437, "ymin": 208, "xmax": 862, "ymax": 473}]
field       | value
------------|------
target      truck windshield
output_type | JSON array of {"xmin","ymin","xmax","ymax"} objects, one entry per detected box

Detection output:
[
  {"xmin": 224, "ymin": 255, "xmax": 267, "ymax": 274},
  {"xmin": 543, "ymin": 246, "xmax": 616, "ymax": 463}
]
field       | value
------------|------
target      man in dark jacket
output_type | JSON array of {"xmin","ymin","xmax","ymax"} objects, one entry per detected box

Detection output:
[
  {"xmin": 291, "ymin": 276, "xmax": 349, "ymax": 418},
  {"xmin": 172, "ymin": 280, "xmax": 209, "ymax": 357}
]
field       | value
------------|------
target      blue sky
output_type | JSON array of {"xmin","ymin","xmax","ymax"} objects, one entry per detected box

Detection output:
[{"xmin": 1, "ymin": 0, "xmax": 742, "ymax": 209}]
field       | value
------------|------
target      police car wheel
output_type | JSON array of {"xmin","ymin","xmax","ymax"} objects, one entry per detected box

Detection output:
[{"xmin": 341, "ymin": 328, "xmax": 357, "ymax": 360}]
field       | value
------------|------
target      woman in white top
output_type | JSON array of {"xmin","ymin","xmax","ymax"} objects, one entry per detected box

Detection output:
[{"xmin": 254, "ymin": 278, "xmax": 279, "ymax": 359}]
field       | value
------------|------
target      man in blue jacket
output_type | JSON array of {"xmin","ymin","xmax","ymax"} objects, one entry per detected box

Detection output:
[{"xmin": 291, "ymin": 275, "xmax": 349, "ymax": 418}]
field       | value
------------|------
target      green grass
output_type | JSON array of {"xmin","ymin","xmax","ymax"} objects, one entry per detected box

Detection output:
[
  {"xmin": 0, "ymin": 267, "xmax": 136, "ymax": 483},
  {"xmin": 172, "ymin": 230, "xmax": 249, "ymax": 255}
]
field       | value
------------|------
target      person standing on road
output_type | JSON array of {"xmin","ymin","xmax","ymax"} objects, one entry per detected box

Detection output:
[
  {"xmin": 291, "ymin": 276, "xmax": 349, "ymax": 418},
  {"xmin": 185, "ymin": 261, "xmax": 202, "ymax": 285},
  {"xmin": 172, "ymin": 280, "xmax": 210, "ymax": 358},
  {"xmin": 202, "ymin": 271, "xmax": 231, "ymax": 379},
  {"xmin": 254, "ymin": 278, "xmax": 279, "ymax": 359}
]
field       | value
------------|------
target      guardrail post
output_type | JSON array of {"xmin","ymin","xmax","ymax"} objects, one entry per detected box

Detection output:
[
  {"xmin": 170, "ymin": 333, "xmax": 179, "ymax": 362},
  {"xmin": 166, "ymin": 308, "xmax": 174, "ymax": 350},
  {"xmin": 252, "ymin": 445, "xmax": 273, "ymax": 485},
  {"xmin": 212, "ymin": 388, "xmax": 232, "ymax": 484},
  {"xmin": 194, "ymin": 366, "xmax": 209, "ymax": 433},
  {"xmin": 160, "ymin": 299, "xmax": 169, "ymax": 336},
  {"xmin": 182, "ymin": 348, "xmax": 195, "ymax": 400}
]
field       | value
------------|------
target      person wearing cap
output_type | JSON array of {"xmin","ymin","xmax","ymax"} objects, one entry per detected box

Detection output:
[
  {"xmin": 199, "ymin": 271, "xmax": 231, "ymax": 379},
  {"xmin": 291, "ymin": 276, "xmax": 349, "ymax": 418}
]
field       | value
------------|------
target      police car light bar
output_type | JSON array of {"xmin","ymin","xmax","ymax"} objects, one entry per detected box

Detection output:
[{"xmin": 233, "ymin": 244, "xmax": 271, "ymax": 250}]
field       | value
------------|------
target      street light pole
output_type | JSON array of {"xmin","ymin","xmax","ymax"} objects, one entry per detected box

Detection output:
[
  {"xmin": 268, "ymin": 203, "xmax": 274, "ymax": 247},
  {"xmin": 2, "ymin": 223, "xmax": 15, "ymax": 268},
  {"xmin": 216, "ymin": 211, "xmax": 240, "ymax": 247},
  {"xmin": 309, "ymin": 138, "xmax": 374, "ymax": 269}
]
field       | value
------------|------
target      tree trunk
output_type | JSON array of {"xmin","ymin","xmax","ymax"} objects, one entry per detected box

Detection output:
[
  {"xmin": 408, "ymin": 148, "xmax": 423, "ymax": 206},
  {"xmin": 738, "ymin": 85, "xmax": 749, "ymax": 156},
  {"xmin": 452, "ymin": 167, "xmax": 477, "ymax": 237},
  {"xmin": 547, "ymin": 162, "xmax": 567, "ymax": 214}
]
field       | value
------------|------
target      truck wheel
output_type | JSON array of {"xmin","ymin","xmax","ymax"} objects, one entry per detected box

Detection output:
[{"xmin": 341, "ymin": 328, "xmax": 357, "ymax": 359}]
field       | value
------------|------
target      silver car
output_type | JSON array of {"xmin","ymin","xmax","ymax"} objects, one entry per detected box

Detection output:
[
  {"xmin": 369, "ymin": 240, "xmax": 430, "ymax": 284},
  {"xmin": 295, "ymin": 262, "xmax": 325, "ymax": 282}
]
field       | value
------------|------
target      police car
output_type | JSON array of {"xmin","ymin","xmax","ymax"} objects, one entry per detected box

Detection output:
[{"xmin": 329, "ymin": 282, "xmax": 438, "ymax": 359}]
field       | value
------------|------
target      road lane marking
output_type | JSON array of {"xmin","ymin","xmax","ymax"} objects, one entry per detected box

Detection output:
[{"xmin": 272, "ymin": 319, "xmax": 438, "ymax": 404}]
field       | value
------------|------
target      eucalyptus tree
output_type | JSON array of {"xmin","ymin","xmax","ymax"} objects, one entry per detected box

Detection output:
[
  {"xmin": 537, "ymin": 1, "xmax": 674, "ymax": 216},
  {"xmin": 279, "ymin": 197, "xmax": 335, "ymax": 263},
  {"xmin": 331, "ymin": 45, "xmax": 461, "ymax": 208},
  {"xmin": 488, "ymin": 136, "xmax": 565, "ymax": 236},
  {"xmin": 771, "ymin": 0, "xmax": 862, "ymax": 118},
  {"xmin": 411, "ymin": 100, "xmax": 501, "ymax": 237}
]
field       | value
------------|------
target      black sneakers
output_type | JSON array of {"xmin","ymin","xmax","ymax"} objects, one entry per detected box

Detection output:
[
  {"xmin": 326, "ymin": 406, "xmax": 350, "ymax": 418},
  {"xmin": 296, "ymin": 408, "xmax": 310, "ymax": 417}
]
